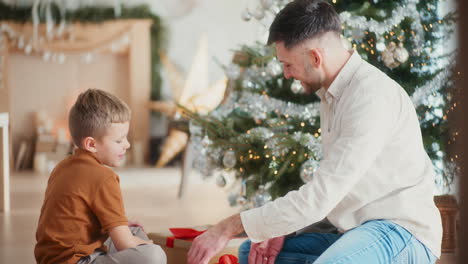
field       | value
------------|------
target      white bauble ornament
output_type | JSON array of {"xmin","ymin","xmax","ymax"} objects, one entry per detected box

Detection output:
[
  {"xmin": 260, "ymin": 0, "xmax": 274, "ymax": 9},
  {"xmin": 376, "ymin": 42, "xmax": 386, "ymax": 52},
  {"xmin": 225, "ymin": 64, "xmax": 241, "ymax": 80},
  {"xmin": 253, "ymin": 6, "xmax": 265, "ymax": 20},
  {"xmin": 386, "ymin": 41, "xmax": 397, "ymax": 52},
  {"xmin": 266, "ymin": 59, "xmax": 283, "ymax": 76},
  {"xmin": 300, "ymin": 159, "xmax": 319, "ymax": 183},
  {"xmin": 253, "ymin": 185, "xmax": 272, "ymax": 207},
  {"xmin": 242, "ymin": 78, "xmax": 255, "ymax": 89},
  {"xmin": 201, "ymin": 135, "xmax": 211, "ymax": 147},
  {"xmin": 236, "ymin": 196, "xmax": 248, "ymax": 205},
  {"xmin": 241, "ymin": 9, "xmax": 252, "ymax": 21},
  {"xmin": 216, "ymin": 174, "xmax": 227, "ymax": 187},
  {"xmin": 291, "ymin": 80, "xmax": 305, "ymax": 94},
  {"xmin": 223, "ymin": 150, "xmax": 237, "ymax": 169},
  {"xmin": 42, "ymin": 51, "xmax": 51, "ymax": 62},
  {"xmin": 24, "ymin": 44, "xmax": 32, "ymax": 54},
  {"xmin": 228, "ymin": 193, "xmax": 239, "ymax": 206},
  {"xmin": 57, "ymin": 53, "xmax": 66, "ymax": 64},
  {"xmin": 381, "ymin": 42, "xmax": 400, "ymax": 69},
  {"xmin": 17, "ymin": 36, "xmax": 25, "ymax": 49},
  {"xmin": 201, "ymin": 164, "xmax": 214, "ymax": 178},
  {"xmin": 394, "ymin": 44, "xmax": 409, "ymax": 63}
]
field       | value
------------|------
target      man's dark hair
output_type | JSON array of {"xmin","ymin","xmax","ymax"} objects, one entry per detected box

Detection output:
[{"xmin": 267, "ymin": 0, "xmax": 342, "ymax": 49}]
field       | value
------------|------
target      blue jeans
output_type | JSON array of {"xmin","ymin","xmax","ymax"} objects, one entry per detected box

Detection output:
[{"xmin": 238, "ymin": 220, "xmax": 437, "ymax": 264}]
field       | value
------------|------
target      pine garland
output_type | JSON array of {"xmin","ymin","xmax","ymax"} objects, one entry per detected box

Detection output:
[{"xmin": 0, "ymin": 2, "xmax": 166, "ymax": 100}]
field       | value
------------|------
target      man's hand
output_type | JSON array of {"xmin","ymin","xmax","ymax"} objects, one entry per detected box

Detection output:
[
  {"xmin": 248, "ymin": 236, "xmax": 285, "ymax": 264},
  {"xmin": 188, "ymin": 214, "xmax": 244, "ymax": 264},
  {"xmin": 187, "ymin": 226, "xmax": 231, "ymax": 264}
]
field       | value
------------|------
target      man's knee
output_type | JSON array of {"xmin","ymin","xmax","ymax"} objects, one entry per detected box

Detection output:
[
  {"xmin": 238, "ymin": 240, "xmax": 252, "ymax": 264},
  {"xmin": 137, "ymin": 244, "xmax": 167, "ymax": 264}
]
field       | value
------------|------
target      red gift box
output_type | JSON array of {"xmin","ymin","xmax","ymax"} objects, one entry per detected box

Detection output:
[{"xmin": 148, "ymin": 226, "xmax": 246, "ymax": 264}]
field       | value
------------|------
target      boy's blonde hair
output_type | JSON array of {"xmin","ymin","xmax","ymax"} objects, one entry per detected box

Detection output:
[{"xmin": 69, "ymin": 89, "xmax": 131, "ymax": 148}]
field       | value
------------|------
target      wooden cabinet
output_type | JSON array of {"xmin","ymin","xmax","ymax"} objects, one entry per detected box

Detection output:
[
  {"xmin": 0, "ymin": 113, "xmax": 9, "ymax": 212},
  {"xmin": 435, "ymin": 195, "xmax": 458, "ymax": 253}
]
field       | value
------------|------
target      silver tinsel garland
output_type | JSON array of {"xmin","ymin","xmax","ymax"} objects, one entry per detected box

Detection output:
[
  {"xmin": 339, "ymin": 0, "xmax": 425, "ymax": 54},
  {"xmin": 411, "ymin": 66, "xmax": 453, "ymax": 108},
  {"xmin": 241, "ymin": 0, "xmax": 427, "ymax": 56},
  {"xmin": 292, "ymin": 132, "xmax": 322, "ymax": 157},
  {"xmin": 211, "ymin": 91, "xmax": 320, "ymax": 122}
]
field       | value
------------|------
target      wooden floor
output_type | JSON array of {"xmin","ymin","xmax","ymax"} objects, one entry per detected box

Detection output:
[
  {"xmin": 0, "ymin": 167, "xmax": 239, "ymax": 263},
  {"xmin": 0, "ymin": 167, "xmax": 457, "ymax": 263}
]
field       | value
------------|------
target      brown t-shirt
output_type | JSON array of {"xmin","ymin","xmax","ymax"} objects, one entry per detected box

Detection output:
[{"xmin": 34, "ymin": 149, "xmax": 128, "ymax": 264}]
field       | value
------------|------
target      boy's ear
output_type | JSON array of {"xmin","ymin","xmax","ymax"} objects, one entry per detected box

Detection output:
[{"xmin": 82, "ymin": 137, "xmax": 98, "ymax": 153}]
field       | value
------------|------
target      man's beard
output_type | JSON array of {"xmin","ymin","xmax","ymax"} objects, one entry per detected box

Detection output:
[{"xmin": 302, "ymin": 61, "xmax": 323, "ymax": 93}]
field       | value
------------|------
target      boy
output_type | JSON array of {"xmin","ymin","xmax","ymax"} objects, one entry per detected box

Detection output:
[{"xmin": 34, "ymin": 89, "xmax": 166, "ymax": 264}]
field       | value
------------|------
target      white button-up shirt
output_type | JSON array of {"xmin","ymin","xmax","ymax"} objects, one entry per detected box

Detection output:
[{"xmin": 240, "ymin": 51, "xmax": 442, "ymax": 257}]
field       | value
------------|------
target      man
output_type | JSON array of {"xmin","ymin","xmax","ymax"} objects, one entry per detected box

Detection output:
[{"xmin": 188, "ymin": 0, "xmax": 442, "ymax": 263}]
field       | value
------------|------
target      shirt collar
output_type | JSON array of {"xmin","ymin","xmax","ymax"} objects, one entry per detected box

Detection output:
[
  {"xmin": 315, "ymin": 87, "xmax": 326, "ymax": 101},
  {"xmin": 74, "ymin": 148, "xmax": 102, "ymax": 165},
  {"xmin": 316, "ymin": 50, "xmax": 362, "ymax": 103}
]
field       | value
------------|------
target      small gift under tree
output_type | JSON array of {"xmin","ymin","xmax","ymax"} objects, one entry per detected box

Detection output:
[{"xmin": 148, "ymin": 227, "xmax": 246, "ymax": 264}]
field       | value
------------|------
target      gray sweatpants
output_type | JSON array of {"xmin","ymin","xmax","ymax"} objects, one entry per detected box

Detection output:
[{"xmin": 77, "ymin": 227, "xmax": 166, "ymax": 264}]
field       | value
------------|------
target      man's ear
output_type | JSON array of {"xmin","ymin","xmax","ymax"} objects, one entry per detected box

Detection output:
[
  {"xmin": 307, "ymin": 48, "xmax": 322, "ymax": 68},
  {"xmin": 82, "ymin": 137, "xmax": 98, "ymax": 153}
]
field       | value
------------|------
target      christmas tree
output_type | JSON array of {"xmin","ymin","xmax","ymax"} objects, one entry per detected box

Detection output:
[{"xmin": 183, "ymin": 0, "xmax": 458, "ymax": 208}]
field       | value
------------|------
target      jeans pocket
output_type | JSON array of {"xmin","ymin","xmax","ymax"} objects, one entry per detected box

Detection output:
[
  {"xmin": 391, "ymin": 246, "xmax": 410, "ymax": 264},
  {"xmin": 391, "ymin": 237, "xmax": 436, "ymax": 264}
]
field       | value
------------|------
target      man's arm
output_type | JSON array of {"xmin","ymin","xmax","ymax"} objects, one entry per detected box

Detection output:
[
  {"xmin": 187, "ymin": 214, "xmax": 243, "ymax": 264},
  {"xmin": 240, "ymin": 79, "xmax": 395, "ymax": 242},
  {"xmin": 108, "ymin": 225, "xmax": 153, "ymax": 251}
]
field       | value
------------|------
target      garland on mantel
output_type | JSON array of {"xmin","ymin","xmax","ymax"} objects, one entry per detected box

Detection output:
[{"xmin": 0, "ymin": 2, "xmax": 166, "ymax": 100}]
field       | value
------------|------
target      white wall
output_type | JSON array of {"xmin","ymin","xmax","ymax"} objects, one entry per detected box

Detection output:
[
  {"xmin": 147, "ymin": 0, "xmax": 265, "ymax": 136},
  {"xmin": 164, "ymin": 0, "xmax": 259, "ymax": 80},
  {"xmin": 153, "ymin": 0, "xmax": 263, "ymax": 88}
]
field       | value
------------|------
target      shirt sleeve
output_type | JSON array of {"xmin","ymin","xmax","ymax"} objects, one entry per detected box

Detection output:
[
  {"xmin": 241, "ymin": 80, "xmax": 396, "ymax": 242},
  {"xmin": 91, "ymin": 174, "xmax": 128, "ymax": 232}
]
